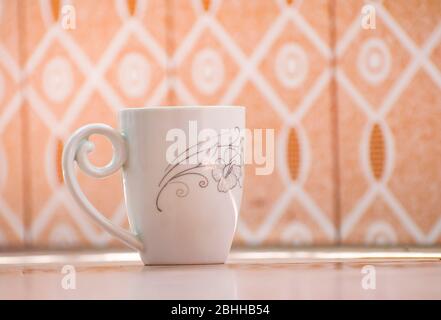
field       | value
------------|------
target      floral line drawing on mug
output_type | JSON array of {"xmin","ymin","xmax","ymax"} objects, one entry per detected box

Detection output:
[
  {"xmin": 212, "ymin": 158, "xmax": 243, "ymax": 192},
  {"xmin": 156, "ymin": 127, "xmax": 244, "ymax": 212}
]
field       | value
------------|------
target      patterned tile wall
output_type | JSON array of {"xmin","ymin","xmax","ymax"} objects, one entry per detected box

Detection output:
[
  {"xmin": 0, "ymin": 0, "xmax": 24, "ymax": 249},
  {"xmin": 336, "ymin": 0, "xmax": 441, "ymax": 245},
  {"xmin": 23, "ymin": 0, "xmax": 168, "ymax": 248},
  {"xmin": 0, "ymin": 0, "xmax": 440, "ymax": 250}
]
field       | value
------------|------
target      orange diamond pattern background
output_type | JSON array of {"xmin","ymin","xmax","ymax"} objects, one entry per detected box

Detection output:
[{"xmin": 0, "ymin": 0, "xmax": 440, "ymax": 250}]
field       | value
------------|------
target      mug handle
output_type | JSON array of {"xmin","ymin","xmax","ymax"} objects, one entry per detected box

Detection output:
[{"xmin": 62, "ymin": 124, "xmax": 143, "ymax": 251}]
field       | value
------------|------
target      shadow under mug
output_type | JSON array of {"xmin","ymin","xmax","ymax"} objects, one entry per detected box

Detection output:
[{"xmin": 62, "ymin": 106, "xmax": 245, "ymax": 265}]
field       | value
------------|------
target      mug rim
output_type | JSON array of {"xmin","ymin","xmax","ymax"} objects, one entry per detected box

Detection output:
[{"xmin": 119, "ymin": 106, "xmax": 245, "ymax": 113}]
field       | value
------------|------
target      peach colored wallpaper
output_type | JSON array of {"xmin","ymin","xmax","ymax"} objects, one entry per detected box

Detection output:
[
  {"xmin": 0, "ymin": 0, "xmax": 23, "ymax": 248},
  {"xmin": 0, "ymin": 0, "xmax": 440, "ymax": 250},
  {"xmin": 336, "ymin": 0, "xmax": 441, "ymax": 245}
]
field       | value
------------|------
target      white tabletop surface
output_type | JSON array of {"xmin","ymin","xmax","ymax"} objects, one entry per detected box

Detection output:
[{"xmin": 1, "ymin": 248, "xmax": 440, "ymax": 299}]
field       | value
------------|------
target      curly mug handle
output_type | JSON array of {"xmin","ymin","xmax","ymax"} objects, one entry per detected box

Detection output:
[{"xmin": 62, "ymin": 124, "xmax": 143, "ymax": 251}]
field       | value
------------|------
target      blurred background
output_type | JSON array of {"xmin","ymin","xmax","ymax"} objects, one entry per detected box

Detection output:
[{"xmin": 0, "ymin": 0, "xmax": 440, "ymax": 251}]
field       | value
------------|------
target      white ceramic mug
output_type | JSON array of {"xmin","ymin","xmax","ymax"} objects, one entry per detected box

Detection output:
[{"xmin": 62, "ymin": 106, "xmax": 245, "ymax": 265}]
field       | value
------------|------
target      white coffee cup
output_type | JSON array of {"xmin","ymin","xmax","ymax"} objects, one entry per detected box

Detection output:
[{"xmin": 62, "ymin": 106, "xmax": 245, "ymax": 265}]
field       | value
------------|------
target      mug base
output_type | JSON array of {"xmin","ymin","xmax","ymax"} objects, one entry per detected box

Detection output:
[
  {"xmin": 140, "ymin": 253, "xmax": 227, "ymax": 265},
  {"xmin": 142, "ymin": 261, "xmax": 225, "ymax": 266}
]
